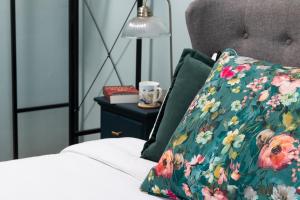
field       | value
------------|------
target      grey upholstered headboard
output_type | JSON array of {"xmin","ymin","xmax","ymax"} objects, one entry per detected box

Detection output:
[{"xmin": 186, "ymin": 0, "xmax": 300, "ymax": 67}]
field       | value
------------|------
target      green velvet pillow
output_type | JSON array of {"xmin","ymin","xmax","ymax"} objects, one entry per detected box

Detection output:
[
  {"xmin": 141, "ymin": 49, "xmax": 214, "ymax": 162},
  {"xmin": 141, "ymin": 49, "xmax": 300, "ymax": 199}
]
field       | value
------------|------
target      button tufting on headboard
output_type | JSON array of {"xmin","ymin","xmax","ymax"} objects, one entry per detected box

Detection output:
[
  {"xmin": 243, "ymin": 32, "xmax": 249, "ymax": 39},
  {"xmin": 186, "ymin": 0, "xmax": 300, "ymax": 67},
  {"xmin": 286, "ymin": 38, "xmax": 292, "ymax": 46}
]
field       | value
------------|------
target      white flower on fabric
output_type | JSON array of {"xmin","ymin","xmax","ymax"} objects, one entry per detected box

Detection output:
[
  {"xmin": 271, "ymin": 185, "xmax": 297, "ymax": 200},
  {"xmin": 210, "ymin": 101, "xmax": 221, "ymax": 112},
  {"xmin": 218, "ymin": 52, "xmax": 234, "ymax": 65},
  {"xmin": 237, "ymin": 73, "xmax": 246, "ymax": 79},
  {"xmin": 201, "ymin": 98, "xmax": 221, "ymax": 113},
  {"xmin": 197, "ymin": 94, "xmax": 209, "ymax": 109},
  {"xmin": 231, "ymin": 100, "xmax": 242, "ymax": 111},
  {"xmin": 235, "ymin": 56, "xmax": 258, "ymax": 65},
  {"xmin": 244, "ymin": 186, "xmax": 258, "ymax": 200},
  {"xmin": 257, "ymin": 65, "xmax": 271, "ymax": 70},
  {"xmin": 221, "ymin": 129, "xmax": 245, "ymax": 154},
  {"xmin": 203, "ymin": 156, "xmax": 221, "ymax": 183},
  {"xmin": 227, "ymin": 185, "xmax": 238, "ymax": 195},
  {"xmin": 279, "ymin": 92, "xmax": 299, "ymax": 106},
  {"xmin": 196, "ymin": 131, "xmax": 213, "ymax": 145},
  {"xmin": 204, "ymin": 171, "xmax": 214, "ymax": 184}
]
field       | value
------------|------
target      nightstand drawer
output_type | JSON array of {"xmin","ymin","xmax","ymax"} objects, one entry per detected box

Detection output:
[
  {"xmin": 95, "ymin": 96, "xmax": 160, "ymax": 140},
  {"xmin": 101, "ymin": 111, "xmax": 145, "ymax": 139}
]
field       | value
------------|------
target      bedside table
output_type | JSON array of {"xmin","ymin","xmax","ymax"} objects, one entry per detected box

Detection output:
[{"xmin": 94, "ymin": 97, "xmax": 160, "ymax": 140}]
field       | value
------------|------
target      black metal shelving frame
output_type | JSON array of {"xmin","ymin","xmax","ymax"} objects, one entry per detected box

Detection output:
[{"xmin": 10, "ymin": 0, "xmax": 143, "ymax": 159}]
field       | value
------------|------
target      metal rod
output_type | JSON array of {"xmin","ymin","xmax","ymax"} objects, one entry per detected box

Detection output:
[
  {"xmin": 109, "ymin": 0, "xmax": 137, "ymax": 55},
  {"xmin": 76, "ymin": 128, "xmax": 101, "ymax": 136},
  {"xmin": 136, "ymin": 0, "xmax": 143, "ymax": 88},
  {"xmin": 82, "ymin": 0, "xmax": 123, "ymax": 85},
  {"xmin": 69, "ymin": 0, "xmax": 79, "ymax": 145},
  {"xmin": 78, "ymin": 0, "xmax": 138, "ymax": 110},
  {"xmin": 10, "ymin": 0, "xmax": 18, "ymax": 159},
  {"xmin": 136, "ymin": 40, "xmax": 142, "ymax": 88},
  {"xmin": 166, "ymin": 0, "xmax": 173, "ymax": 82},
  {"xmin": 17, "ymin": 103, "xmax": 69, "ymax": 113}
]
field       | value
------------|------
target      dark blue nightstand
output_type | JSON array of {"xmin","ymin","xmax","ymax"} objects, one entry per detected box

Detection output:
[{"xmin": 94, "ymin": 97, "xmax": 160, "ymax": 140}]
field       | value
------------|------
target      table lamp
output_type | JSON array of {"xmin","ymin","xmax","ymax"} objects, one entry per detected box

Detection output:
[{"xmin": 122, "ymin": 0, "xmax": 173, "ymax": 85}]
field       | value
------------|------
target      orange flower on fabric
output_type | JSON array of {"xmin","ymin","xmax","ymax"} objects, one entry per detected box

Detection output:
[
  {"xmin": 155, "ymin": 149, "xmax": 174, "ymax": 178},
  {"xmin": 230, "ymin": 162, "xmax": 241, "ymax": 181},
  {"xmin": 258, "ymin": 134, "xmax": 298, "ymax": 170},
  {"xmin": 258, "ymin": 90, "xmax": 269, "ymax": 102}
]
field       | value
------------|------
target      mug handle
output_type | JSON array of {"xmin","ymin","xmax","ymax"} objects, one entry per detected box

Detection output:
[{"xmin": 153, "ymin": 87, "xmax": 163, "ymax": 102}]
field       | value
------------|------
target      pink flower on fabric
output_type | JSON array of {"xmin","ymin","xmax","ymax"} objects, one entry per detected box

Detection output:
[
  {"xmin": 271, "ymin": 73, "xmax": 300, "ymax": 94},
  {"xmin": 220, "ymin": 66, "xmax": 236, "ymax": 80},
  {"xmin": 188, "ymin": 95, "xmax": 199, "ymax": 113},
  {"xmin": 165, "ymin": 190, "xmax": 178, "ymax": 200},
  {"xmin": 190, "ymin": 155, "xmax": 205, "ymax": 165},
  {"xmin": 184, "ymin": 163, "xmax": 192, "ymax": 177},
  {"xmin": 271, "ymin": 73, "xmax": 290, "ymax": 87},
  {"xmin": 247, "ymin": 82, "xmax": 263, "ymax": 92},
  {"xmin": 217, "ymin": 167, "xmax": 228, "ymax": 185},
  {"xmin": 235, "ymin": 64, "xmax": 251, "ymax": 72},
  {"xmin": 279, "ymin": 80, "xmax": 300, "ymax": 95},
  {"xmin": 155, "ymin": 149, "xmax": 174, "ymax": 178},
  {"xmin": 202, "ymin": 187, "xmax": 228, "ymax": 200},
  {"xmin": 182, "ymin": 183, "xmax": 192, "ymax": 197},
  {"xmin": 267, "ymin": 95, "xmax": 281, "ymax": 108},
  {"xmin": 258, "ymin": 76, "xmax": 268, "ymax": 84},
  {"xmin": 246, "ymin": 77, "xmax": 268, "ymax": 92},
  {"xmin": 184, "ymin": 155, "xmax": 205, "ymax": 177},
  {"xmin": 258, "ymin": 134, "xmax": 298, "ymax": 170}
]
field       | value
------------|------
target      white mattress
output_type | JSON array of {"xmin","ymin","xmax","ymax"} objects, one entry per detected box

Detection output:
[{"xmin": 0, "ymin": 138, "xmax": 162, "ymax": 200}]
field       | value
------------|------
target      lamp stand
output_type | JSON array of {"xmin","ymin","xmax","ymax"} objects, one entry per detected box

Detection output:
[
  {"xmin": 133, "ymin": 0, "xmax": 174, "ymax": 87},
  {"xmin": 136, "ymin": 0, "xmax": 143, "ymax": 89},
  {"xmin": 166, "ymin": 0, "xmax": 173, "ymax": 82}
]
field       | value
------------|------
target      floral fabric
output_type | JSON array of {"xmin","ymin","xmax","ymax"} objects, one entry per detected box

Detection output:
[{"xmin": 140, "ymin": 49, "xmax": 300, "ymax": 200}]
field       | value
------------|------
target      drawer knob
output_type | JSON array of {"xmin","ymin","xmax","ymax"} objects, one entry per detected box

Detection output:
[{"xmin": 111, "ymin": 131, "xmax": 122, "ymax": 137}]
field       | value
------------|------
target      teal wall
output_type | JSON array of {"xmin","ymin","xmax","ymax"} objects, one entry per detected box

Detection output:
[
  {"xmin": 0, "ymin": 0, "xmax": 69, "ymax": 161},
  {"xmin": 0, "ymin": 0, "xmax": 13, "ymax": 161},
  {"xmin": 79, "ymin": 0, "xmax": 193, "ymax": 136},
  {"xmin": 79, "ymin": 0, "xmax": 150, "ymax": 135},
  {"xmin": 152, "ymin": 0, "xmax": 192, "ymax": 88},
  {"xmin": 0, "ymin": 0, "xmax": 192, "ymax": 161}
]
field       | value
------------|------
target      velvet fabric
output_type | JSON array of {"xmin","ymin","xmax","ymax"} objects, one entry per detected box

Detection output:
[
  {"xmin": 141, "ymin": 49, "xmax": 214, "ymax": 162},
  {"xmin": 186, "ymin": 0, "xmax": 300, "ymax": 67}
]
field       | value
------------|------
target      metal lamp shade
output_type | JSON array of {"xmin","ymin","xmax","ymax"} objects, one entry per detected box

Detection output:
[{"xmin": 122, "ymin": 16, "xmax": 170, "ymax": 39}]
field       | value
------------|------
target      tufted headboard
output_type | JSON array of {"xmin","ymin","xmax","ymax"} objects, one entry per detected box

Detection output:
[{"xmin": 186, "ymin": 0, "xmax": 300, "ymax": 67}]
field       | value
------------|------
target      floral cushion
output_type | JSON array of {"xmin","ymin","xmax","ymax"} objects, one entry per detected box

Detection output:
[{"xmin": 140, "ymin": 49, "xmax": 300, "ymax": 200}]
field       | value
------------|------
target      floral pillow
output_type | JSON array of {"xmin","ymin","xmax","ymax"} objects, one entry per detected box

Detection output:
[{"xmin": 140, "ymin": 49, "xmax": 300, "ymax": 200}]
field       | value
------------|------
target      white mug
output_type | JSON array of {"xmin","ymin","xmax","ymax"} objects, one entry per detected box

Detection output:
[{"xmin": 139, "ymin": 81, "xmax": 162, "ymax": 106}]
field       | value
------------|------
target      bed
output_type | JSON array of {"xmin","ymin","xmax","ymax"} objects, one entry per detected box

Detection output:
[
  {"xmin": 0, "ymin": 138, "xmax": 161, "ymax": 200},
  {"xmin": 1, "ymin": 0, "xmax": 300, "ymax": 199}
]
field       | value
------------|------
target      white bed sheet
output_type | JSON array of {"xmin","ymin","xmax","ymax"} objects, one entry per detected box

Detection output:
[{"xmin": 0, "ymin": 138, "xmax": 162, "ymax": 200}]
